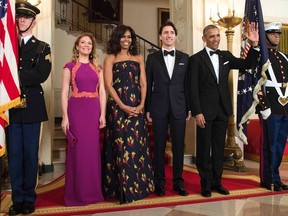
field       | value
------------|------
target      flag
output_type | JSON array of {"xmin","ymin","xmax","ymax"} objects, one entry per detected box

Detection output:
[
  {"xmin": 0, "ymin": 0, "xmax": 20, "ymax": 157},
  {"xmin": 237, "ymin": 0, "xmax": 270, "ymax": 144}
]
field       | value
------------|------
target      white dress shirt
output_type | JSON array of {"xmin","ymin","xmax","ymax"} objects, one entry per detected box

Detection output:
[
  {"xmin": 206, "ymin": 47, "xmax": 220, "ymax": 83},
  {"xmin": 162, "ymin": 48, "xmax": 175, "ymax": 79},
  {"xmin": 19, "ymin": 35, "xmax": 33, "ymax": 46}
]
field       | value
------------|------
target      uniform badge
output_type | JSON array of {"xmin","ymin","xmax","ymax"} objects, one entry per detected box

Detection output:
[
  {"xmin": 32, "ymin": 39, "xmax": 36, "ymax": 43},
  {"xmin": 45, "ymin": 54, "xmax": 51, "ymax": 63}
]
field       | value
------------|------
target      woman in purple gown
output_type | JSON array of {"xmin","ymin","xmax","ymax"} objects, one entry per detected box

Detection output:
[
  {"xmin": 102, "ymin": 25, "xmax": 154, "ymax": 204},
  {"xmin": 61, "ymin": 32, "xmax": 106, "ymax": 206}
]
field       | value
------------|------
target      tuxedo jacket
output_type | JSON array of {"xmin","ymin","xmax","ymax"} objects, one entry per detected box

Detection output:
[
  {"xmin": 9, "ymin": 36, "xmax": 52, "ymax": 123},
  {"xmin": 188, "ymin": 48, "xmax": 259, "ymax": 120},
  {"xmin": 145, "ymin": 49, "xmax": 190, "ymax": 119}
]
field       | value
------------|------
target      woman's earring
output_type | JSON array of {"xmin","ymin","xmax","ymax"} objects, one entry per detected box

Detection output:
[
  {"xmin": 89, "ymin": 54, "xmax": 93, "ymax": 60},
  {"xmin": 76, "ymin": 50, "xmax": 79, "ymax": 57}
]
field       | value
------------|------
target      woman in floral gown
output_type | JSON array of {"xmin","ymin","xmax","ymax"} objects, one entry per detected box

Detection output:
[{"xmin": 102, "ymin": 25, "xmax": 154, "ymax": 204}]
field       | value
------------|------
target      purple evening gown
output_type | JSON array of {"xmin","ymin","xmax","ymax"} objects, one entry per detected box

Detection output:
[{"xmin": 64, "ymin": 61, "xmax": 104, "ymax": 206}]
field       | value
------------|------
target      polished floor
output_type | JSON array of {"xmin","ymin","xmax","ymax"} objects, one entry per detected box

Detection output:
[{"xmin": 34, "ymin": 158, "xmax": 288, "ymax": 216}]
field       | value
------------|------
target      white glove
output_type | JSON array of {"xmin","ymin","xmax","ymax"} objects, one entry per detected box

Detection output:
[{"xmin": 260, "ymin": 108, "xmax": 271, "ymax": 120}]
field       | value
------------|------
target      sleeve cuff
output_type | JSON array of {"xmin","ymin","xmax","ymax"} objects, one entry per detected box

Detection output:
[
  {"xmin": 253, "ymin": 46, "xmax": 260, "ymax": 51},
  {"xmin": 260, "ymin": 108, "xmax": 271, "ymax": 120}
]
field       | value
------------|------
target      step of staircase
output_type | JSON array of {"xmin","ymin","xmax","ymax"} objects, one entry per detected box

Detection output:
[{"xmin": 53, "ymin": 122, "xmax": 66, "ymax": 169}]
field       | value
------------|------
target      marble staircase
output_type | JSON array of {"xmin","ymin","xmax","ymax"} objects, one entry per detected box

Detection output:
[{"xmin": 53, "ymin": 119, "xmax": 66, "ymax": 172}]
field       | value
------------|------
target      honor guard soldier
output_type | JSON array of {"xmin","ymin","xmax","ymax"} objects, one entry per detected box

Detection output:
[
  {"xmin": 7, "ymin": 1, "xmax": 51, "ymax": 215},
  {"xmin": 258, "ymin": 22, "xmax": 288, "ymax": 192}
]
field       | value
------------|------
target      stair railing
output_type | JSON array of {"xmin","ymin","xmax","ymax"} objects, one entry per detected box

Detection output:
[{"xmin": 55, "ymin": 0, "xmax": 160, "ymax": 59}]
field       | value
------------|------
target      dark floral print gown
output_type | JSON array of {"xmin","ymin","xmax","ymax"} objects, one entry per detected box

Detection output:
[{"xmin": 102, "ymin": 60, "xmax": 154, "ymax": 204}]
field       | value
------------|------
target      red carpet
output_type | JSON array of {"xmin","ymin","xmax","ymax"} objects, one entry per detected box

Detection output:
[{"xmin": 1, "ymin": 165, "xmax": 287, "ymax": 216}]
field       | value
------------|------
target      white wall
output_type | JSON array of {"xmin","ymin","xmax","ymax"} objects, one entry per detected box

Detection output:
[
  {"xmin": 123, "ymin": 0, "xmax": 169, "ymax": 46},
  {"xmin": 260, "ymin": 0, "xmax": 288, "ymax": 23},
  {"xmin": 54, "ymin": 28, "xmax": 81, "ymax": 117}
]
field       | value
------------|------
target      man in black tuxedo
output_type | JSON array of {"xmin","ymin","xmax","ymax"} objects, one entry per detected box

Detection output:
[
  {"xmin": 146, "ymin": 22, "xmax": 191, "ymax": 197},
  {"xmin": 188, "ymin": 24, "xmax": 259, "ymax": 198},
  {"xmin": 7, "ymin": 1, "xmax": 51, "ymax": 215}
]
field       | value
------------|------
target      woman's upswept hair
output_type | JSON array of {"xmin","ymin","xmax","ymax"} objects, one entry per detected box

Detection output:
[
  {"xmin": 71, "ymin": 32, "xmax": 100, "ymax": 68},
  {"xmin": 106, "ymin": 25, "xmax": 138, "ymax": 56}
]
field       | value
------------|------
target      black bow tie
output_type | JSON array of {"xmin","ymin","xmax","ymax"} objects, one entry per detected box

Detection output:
[
  {"xmin": 164, "ymin": 50, "xmax": 175, "ymax": 56},
  {"xmin": 210, "ymin": 50, "xmax": 220, "ymax": 56}
]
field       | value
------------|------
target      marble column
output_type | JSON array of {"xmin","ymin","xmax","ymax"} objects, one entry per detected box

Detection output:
[{"xmin": 33, "ymin": 0, "xmax": 54, "ymax": 170}]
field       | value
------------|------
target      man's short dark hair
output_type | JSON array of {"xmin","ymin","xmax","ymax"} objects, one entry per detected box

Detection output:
[
  {"xmin": 159, "ymin": 21, "xmax": 178, "ymax": 36},
  {"xmin": 203, "ymin": 25, "xmax": 218, "ymax": 36}
]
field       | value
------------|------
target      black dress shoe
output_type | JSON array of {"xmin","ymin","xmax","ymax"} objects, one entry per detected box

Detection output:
[
  {"xmin": 8, "ymin": 203, "xmax": 23, "ymax": 216},
  {"xmin": 212, "ymin": 185, "xmax": 230, "ymax": 195},
  {"xmin": 173, "ymin": 185, "xmax": 188, "ymax": 196},
  {"xmin": 276, "ymin": 182, "xmax": 288, "ymax": 190},
  {"xmin": 201, "ymin": 189, "xmax": 211, "ymax": 197},
  {"xmin": 260, "ymin": 182, "xmax": 282, "ymax": 191},
  {"xmin": 155, "ymin": 185, "xmax": 165, "ymax": 196},
  {"xmin": 22, "ymin": 202, "xmax": 35, "ymax": 215}
]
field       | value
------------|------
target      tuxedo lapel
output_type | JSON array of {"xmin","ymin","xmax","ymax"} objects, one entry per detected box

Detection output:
[
  {"xmin": 171, "ymin": 50, "xmax": 181, "ymax": 80},
  {"xmin": 155, "ymin": 50, "xmax": 170, "ymax": 79},
  {"xmin": 218, "ymin": 51, "xmax": 224, "ymax": 82},
  {"xmin": 200, "ymin": 49, "xmax": 217, "ymax": 82}
]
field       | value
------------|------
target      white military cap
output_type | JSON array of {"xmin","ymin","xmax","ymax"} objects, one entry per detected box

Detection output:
[{"xmin": 265, "ymin": 22, "xmax": 282, "ymax": 34}]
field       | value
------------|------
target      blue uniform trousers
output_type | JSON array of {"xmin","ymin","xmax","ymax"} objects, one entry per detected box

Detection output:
[
  {"xmin": 260, "ymin": 116, "xmax": 288, "ymax": 184},
  {"xmin": 7, "ymin": 123, "xmax": 40, "ymax": 204}
]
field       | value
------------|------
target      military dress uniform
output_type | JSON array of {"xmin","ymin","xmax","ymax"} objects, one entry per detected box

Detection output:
[
  {"xmin": 258, "ymin": 22, "xmax": 288, "ymax": 191},
  {"xmin": 6, "ymin": 1, "xmax": 52, "ymax": 215}
]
